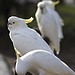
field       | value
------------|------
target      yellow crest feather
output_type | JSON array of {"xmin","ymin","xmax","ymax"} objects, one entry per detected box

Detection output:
[
  {"xmin": 25, "ymin": 17, "xmax": 34, "ymax": 24},
  {"xmin": 53, "ymin": 0, "xmax": 60, "ymax": 5}
]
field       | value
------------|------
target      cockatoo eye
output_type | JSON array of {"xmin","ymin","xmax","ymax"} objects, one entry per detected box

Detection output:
[{"xmin": 13, "ymin": 22, "xmax": 15, "ymax": 24}]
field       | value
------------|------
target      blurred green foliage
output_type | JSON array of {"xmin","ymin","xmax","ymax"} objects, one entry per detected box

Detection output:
[{"xmin": 56, "ymin": 4, "xmax": 75, "ymax": 38}]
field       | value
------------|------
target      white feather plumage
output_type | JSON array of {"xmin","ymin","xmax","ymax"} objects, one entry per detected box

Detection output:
[{"xmin": 15, "ymin": 50, "xmax": 75, "ymax": 75}]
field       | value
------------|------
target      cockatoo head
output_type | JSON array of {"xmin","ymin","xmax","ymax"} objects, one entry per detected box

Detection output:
[
  {"xmin": 38, "ymin": 0, "xmax": 59, "ymax": 10},
  {"xmin": 8, "ymin": 16, "xmax": 33, "ymax": 31}
]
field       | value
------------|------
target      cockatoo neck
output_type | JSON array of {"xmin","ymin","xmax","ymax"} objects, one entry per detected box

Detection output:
[{"xmin": 46, "ymin": 6, "xmax": 54, "ymax": 13}]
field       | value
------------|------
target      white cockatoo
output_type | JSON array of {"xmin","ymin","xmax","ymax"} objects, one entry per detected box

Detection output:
[
  {"xmin": 15, "ymin": 50, "xmax": 75, "ymax": 75},
  {"xmin": 42, "ymin": 0, "xmax": 64, "ymax": 39},
  {"xmin": 8, "ymin": 16, "xmax": 53, "ymax": 56},
  {"xmin": 35, "ymin": 0, "xmax": 64, "ymax": 54}
]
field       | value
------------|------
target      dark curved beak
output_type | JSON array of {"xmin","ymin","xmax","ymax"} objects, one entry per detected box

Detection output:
[
  {"xmin": 7, "ymin": 22, "xmax": 12, "ymax": 26},
  {"xmin": 40, "ymin": 7, "xmax": 43, "ymax": 13}
]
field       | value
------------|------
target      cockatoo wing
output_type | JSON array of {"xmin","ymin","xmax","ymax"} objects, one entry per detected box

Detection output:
[
  {"xmin": 32, "ymin": 50, "xmax": 75, "ymax": 75},
  {"xmin": 48, "ymin": 9, "xmax": 64, "ymax": 40},
  {"xmin": 53, "ymin": 10, "xmax": 64, "ymax": 26},
  {"xmin": 10, "ymin": 27, "xmax": 53, "ymax": 55}
]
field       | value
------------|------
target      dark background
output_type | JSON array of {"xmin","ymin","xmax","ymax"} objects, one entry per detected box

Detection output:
[{"xmin": 0, "ymin": 0, "xmax": 75, "ymax": 72}]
